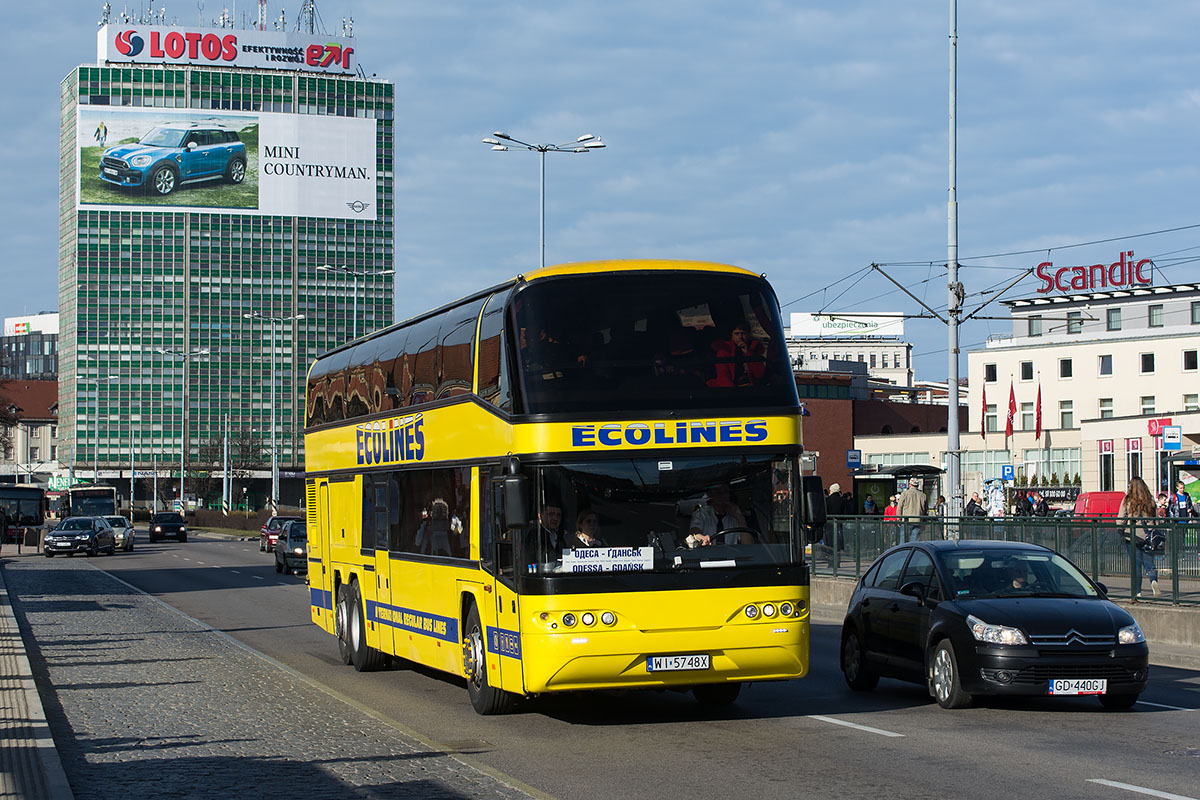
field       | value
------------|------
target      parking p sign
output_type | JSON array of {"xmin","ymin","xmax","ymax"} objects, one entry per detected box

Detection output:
[{"xmin": 1001, "ymin": 465, "xmax": 1015, "ymax": 481}]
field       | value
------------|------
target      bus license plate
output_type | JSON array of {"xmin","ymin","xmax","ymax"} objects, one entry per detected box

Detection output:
[
  {"xmin": 1048, "ymin": 678, "xmax": 1106, "ymax": 695},
  {"xmin": 647, "ymin": 654, "xmax": 710, "ymax": 672}
]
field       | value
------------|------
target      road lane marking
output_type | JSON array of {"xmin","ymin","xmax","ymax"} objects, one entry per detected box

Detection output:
[
  {"xmin": 230, "ymin": 570, "xmax": 241, "ymax": 574},
  {"xmin": 253, "ymin": 575, "xmax": 264, "ymax": 580},
  {"xmin": 1088, "ymin": 779, "xmax": 1199, "ymax": 800},
  {"xmin": 806, "ymin": 715, "xmax": 904, "ymax": 738},
  {"xmin": 1136, "ymin": 700, "xmax": 1196, "ymax": 711}
]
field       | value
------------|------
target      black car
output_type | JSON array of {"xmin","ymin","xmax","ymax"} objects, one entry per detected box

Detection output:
[
  {"xmin": 840, "ymin": 540, "xmax": 1148, "ymax": 709},
  {"xmin": 149, "ymin": 512, "xmax": 188, "ymax": 543},
  {"xmin": 44, "ymin": 516, "xmax": 117, "ymax": 557},
  {"xmin": 274, "ymin": 520, "xmax": 307, "ymax": 575}
]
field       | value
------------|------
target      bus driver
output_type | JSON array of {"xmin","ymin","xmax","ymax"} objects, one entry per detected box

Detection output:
[{"xmin": 687, "ymin": 484, "xmax": 748, "ymax": 547}]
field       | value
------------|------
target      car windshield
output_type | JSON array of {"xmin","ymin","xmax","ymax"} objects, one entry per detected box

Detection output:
[
  {"xmin": 104, "ymin": 517, "xmax": 128, "ymax": 527},
  {"xmin": 516, "ymin": 454, "xmax": 799, "ymax": 576},
  {"xmin": 59, "ymin": 518, "xmax": 93, "ymax": 531},
  {"xmin": 155, "ymin": 513, "xmax": 184, "ymax": 523},
  {"xmin": 938, "ymin": 549, "xmax": 1100, "ymax": 599},
  {"xmin": 289, "ymin": 527, "xmax": 307, "ymax": 542},
  {"xmin": 139, "ymin": 127, "xmax": 187, "ymax": 147}
]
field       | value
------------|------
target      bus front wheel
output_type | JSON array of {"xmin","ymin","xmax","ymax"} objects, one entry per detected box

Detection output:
[
  {"xmin": 464, "ymin": 604, "xmax": 514, "ymax": 715},
  {"xmin": 335, "ymin": 585, "xmax": 354, "ymax": 665}
]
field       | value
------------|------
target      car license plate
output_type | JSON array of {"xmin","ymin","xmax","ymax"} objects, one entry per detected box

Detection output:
[
  {"xmin": 646, "ymin": 654, "xmax": 710, "ymax": 672},
  {"xmin": 1048, "ymin": 678, "xmax": 1107, "ymax": 695},
  {"xmin": 103, "ymin": 167, "xmax": 118, "ymax": 175}
]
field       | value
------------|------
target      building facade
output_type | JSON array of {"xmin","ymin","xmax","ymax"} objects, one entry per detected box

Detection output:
[
  {"xmin": 59, "ymin": 26, "xmax": 393, "ymax": 506},
  {"xmin": 0, "ymin": 381, "xmax": 59, "ymax": 485},
  {"xmin": 1, "ymin": 314, "xmax": 60, "ymax": 381},
  {"xmin": 855, "ymin": 279, "xmax": 1200, "ymax": 501}
]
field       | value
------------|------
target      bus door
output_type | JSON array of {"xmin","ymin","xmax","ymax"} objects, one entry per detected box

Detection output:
[
  {"xmin": 365, "ymin": 474, "xmax": 396, "ymax": 656},
  {"xmin": 483, "ymin": 471, "xmax": 525, "ymax": 693}
]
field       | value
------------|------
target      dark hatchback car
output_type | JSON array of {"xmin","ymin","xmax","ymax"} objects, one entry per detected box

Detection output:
[
  {"xmin": 44, "ymin": 516, "xmax": 116, "ymax": 557},
  {"xmin": 274, "ymin": 520, "xmax": 307, "ymax": 575},
  {"xmin": 149, "ymin": 512, "xmax": 188, "ymax": 543},
  {"xmin": 840, "ymin": 540, "xmax": 1148, "ymax": 709}
]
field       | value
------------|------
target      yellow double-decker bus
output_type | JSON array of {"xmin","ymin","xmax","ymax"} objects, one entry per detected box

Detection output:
[{"xmin": 304, "ymin": 259, "xmax": 826, "ymax": 713}]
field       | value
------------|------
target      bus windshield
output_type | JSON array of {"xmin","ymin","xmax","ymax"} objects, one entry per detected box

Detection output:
[
  {"xmin": 522, "ymin": 454, "xmax": 798, "ymax": 575},
  {"xmin": 512, "ymin": 272, "xmax": 798, "ymax": 413}
]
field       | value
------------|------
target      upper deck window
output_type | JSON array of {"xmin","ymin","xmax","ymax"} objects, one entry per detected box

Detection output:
[{"xmin": 511, "ymin": 272, "xmax": 798, "ymax": 414}]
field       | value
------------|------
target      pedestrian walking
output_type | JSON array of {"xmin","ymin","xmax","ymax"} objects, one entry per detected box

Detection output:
[
  {"xmin": 897, "ymin": 478, "xmax": 927, "ymax": 543},
  {"xmin": 1118, "ymin": 477, "xmax": 1160, "ymax": 598}
]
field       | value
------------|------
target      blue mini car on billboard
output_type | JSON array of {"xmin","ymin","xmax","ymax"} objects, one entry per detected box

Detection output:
[{"xmin": 99, "ymin": 123, "xmax": 247, "ymax": 196}]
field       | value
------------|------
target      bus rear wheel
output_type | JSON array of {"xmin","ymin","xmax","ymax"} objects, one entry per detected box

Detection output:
[
  {"xmin": 348, "ymin": 582, "xmax": 384, "ymax": 672},
  {"xmin": 335, "ymin": 585, "xmax": 354, "ymax": 665},
  {"xmin": 464, "ymin": 604, "xmax": 513, "ymax": 715}
]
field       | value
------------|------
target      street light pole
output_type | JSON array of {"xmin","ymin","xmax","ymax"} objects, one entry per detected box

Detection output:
[
  {"xmin": 317, "ymin": 265, "xmax": 394, "ymax": 340},
  {"xmin": 245, "ymin": 311, "xmax": 305, "ymax": 514},
  {"xmin": 482, "ymin": 131, "xmax": 606, "ymax": 269},
  {"xmin": 154, "ymin": 348, "xmax": 208, "ymax": 511}
]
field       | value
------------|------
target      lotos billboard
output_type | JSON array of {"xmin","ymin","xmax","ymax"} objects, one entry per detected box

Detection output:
[
  {"xmin": 98, "ymin": 24, "xmax": 355, "ymax": 74},
  {"xmin": 78, "ymin": 108, "xmax": 377, "ymax": 220}
]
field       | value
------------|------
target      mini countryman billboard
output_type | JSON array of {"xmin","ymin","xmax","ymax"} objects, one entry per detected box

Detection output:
[{"xmin": 77, "ymin": 108, "xmax": 377, "ymax": 220}]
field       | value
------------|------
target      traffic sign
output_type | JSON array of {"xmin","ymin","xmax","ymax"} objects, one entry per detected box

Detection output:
[
  {"xmin": 1001, "ymin": 465, "xmax": 1015, "ymax": 481},
  {"xmin": 846, "ymin": 449, "xmax": 862, "ymax": 469},
  {"xmin": 1163, "ymin": 425, "xmax": 1183, "ymax": 451}
]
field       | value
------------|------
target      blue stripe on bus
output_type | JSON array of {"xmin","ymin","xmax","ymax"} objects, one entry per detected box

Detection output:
[
  {"xmin": 365, "ymin": 601, "xmax": 459, "ymax": 643},
  {"xmin": 487, "ymin": 626, "xmax": 522, "ymax": 660},
  {"xmin": 310, "ymin": 588, "xmax": 333, "ymax": 610}
]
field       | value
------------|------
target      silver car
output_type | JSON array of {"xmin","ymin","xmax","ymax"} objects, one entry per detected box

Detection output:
[{"xmin": 103, "ymin": 515, "xmax": 136, "ymax": 552}]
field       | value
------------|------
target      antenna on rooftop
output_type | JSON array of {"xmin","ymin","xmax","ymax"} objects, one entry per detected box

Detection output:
[
  {"xmin": 257, "ymin": 0, "xmax": 266, "ymax": 30},
  {"xmin": 99, "ymin": 2, "xmax": 112, "ymax": 25}
]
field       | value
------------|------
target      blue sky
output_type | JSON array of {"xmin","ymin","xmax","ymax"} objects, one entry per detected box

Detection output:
[{"xmin": 5, "ymin": 1, "xmax": 1200, "ymax": 381}]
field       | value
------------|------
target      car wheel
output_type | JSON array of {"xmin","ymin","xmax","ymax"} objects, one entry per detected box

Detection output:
[
  {"xmin": 842, "ymin": 629, "xmax": 880, "ymax": 691},
  {"xmin": 179, "ymin": 534, "xmax": 187, "ymax": 543},
  {"xmin": 44, "ymin": 552, "xmax": 53, "ymax": 558},
  {"xmin": 693, "ymin": 683, "xmax": 741, "ymax": 705},
  {"xmin": 1099, "ymin": 693, "xmax": 1139, "ymax": 710},
  {"xmin": 930, "ymin": 640, "xmax": 973, "ymax": 709},
  {"xmin": 226, "ymin": 157, "xmax": 246, "ymax": 184},
  {"xmin": 150, "ymin": 164, "xmax": 177, "ymax": 196},
  {"xmin": 259, "ymin": 540, "xmax": 265, "ymax": 552},
  {"xmin": 275, "ymin": 556, "xmax": 283, "ymax": 573},
  {"xmin": 463, "ymin": 603, "xmax": 514, "ymax": 714},
  {"xmin": 335, "ymin": 585, "xmax": 353, "ymax": 665},
  {"xmin": 348, "ymin": 582, "xmax": 383, "ymax": 672},
  {"xmin": 105, "ymin": 545, "xmax": 115, "ymax": 555}
]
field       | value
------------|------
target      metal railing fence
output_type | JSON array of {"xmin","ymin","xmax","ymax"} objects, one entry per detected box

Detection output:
[{"xmin": 814, "ymin": 515, "xmax": 1200, "ymax": 605}]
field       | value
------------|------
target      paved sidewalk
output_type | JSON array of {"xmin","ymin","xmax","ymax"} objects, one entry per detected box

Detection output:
[
  {"xmin": 1, "ymin": 553, "xmax": 537, "ymax": 799},
  {"xmin": 0, "ymin": 558, "xmax": 73, "ymax": 800}
]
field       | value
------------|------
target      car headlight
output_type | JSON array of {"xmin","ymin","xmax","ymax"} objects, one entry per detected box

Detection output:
[
  {"xmin": 180, "ymin": 526, "xmax": 187, "ymax": 532},
  {"xmin": 130, "ymin": 155, "xmax": 153, "ymax": 167},
  {"xmin": 1118, "ymin": 623, "xmax": 1146, "ymax": 645},
  {"xmin": 967, "ymin": 614, "xmax": 1028, "ymax": 645},
  {"xmin": 293, "ymin": 547, "xmax": 303, "ymax": 555}
]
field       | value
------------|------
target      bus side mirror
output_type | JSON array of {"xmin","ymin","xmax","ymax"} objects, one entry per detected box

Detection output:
[
  {"xmin": 503, "ymin": 474, "xmax": 528, "ymax": 531},
  {"xmin": 800, "ymin": 475, "xmax": 827, "ymax": 543}
]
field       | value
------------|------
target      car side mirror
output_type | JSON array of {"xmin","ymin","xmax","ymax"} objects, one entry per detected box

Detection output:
[
  {"xmin": 186, "ymin": 141, "xmax": 199, "ymax": 150},
  {"xmin": 1095, "ymin": 581, "xmax": 1108, "ymax": 596},
  {"xmin": 899, "ymin": 581, "xmax": 927, "ymax": 604}
]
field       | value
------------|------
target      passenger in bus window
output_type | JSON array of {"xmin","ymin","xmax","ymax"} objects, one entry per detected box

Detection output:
[
  {"xmin": 688, "ymin": 485, "xmax": 748, "ymax": 546},
  {"xmin": 654, "ymin": 327, "xmax": 708, "ymax": 388},
  {"xmin": 570, "ymin": 510, "xmax": 607, "ymax": 548},
  {"xmin": 706, "ymin": 321, "xmax": 766, "ymax": 388}
]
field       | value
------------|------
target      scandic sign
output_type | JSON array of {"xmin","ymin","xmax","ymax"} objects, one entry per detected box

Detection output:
[
  {"xmin": 98, "ymin": 25, "xmax": 355, "ymax": 74},
  {"xmin": 1035, "ymin": 251, "xmax": 1152, "ymax": 294}
]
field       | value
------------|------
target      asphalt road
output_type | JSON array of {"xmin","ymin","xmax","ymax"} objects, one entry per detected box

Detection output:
[{"xmin": 84, "ymin": 531, "xmax": 1200, "ymax": 800}]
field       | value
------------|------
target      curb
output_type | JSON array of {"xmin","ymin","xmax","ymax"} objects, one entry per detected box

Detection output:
[{"xmin": 0, "ymin": 561, "xmax": 75, "ymax": 800}]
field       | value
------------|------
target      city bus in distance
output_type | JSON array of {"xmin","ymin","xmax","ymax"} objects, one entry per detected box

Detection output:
[
  {"xmin": 304, "ymin": 259, "xmax": 826, "ymax": 714},
  {"xmin": 0, "ymin": 485, "xmax": 47, "ymax": 546},
  {"xmin": 68, "ymin": 484, "xmax": 118, "ymax": 517}
]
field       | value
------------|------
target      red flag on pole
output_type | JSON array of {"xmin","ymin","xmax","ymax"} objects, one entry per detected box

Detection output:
[
  {"xmin": 1005, "ymin": 382, "xmax": 1016, "ymax": 440},
  {"xmin": 981, "ymin": 382, "xmax": 987, "ymax": 441},
  {"xmin": 1035, "ymin": 383, "xmax": 1042, "ymax": 441}
]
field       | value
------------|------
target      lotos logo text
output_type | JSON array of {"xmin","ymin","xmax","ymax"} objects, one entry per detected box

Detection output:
[
  {"xmin": 357, "ymin": 414, "xmax": 425, "ymax": 466},
  {"xmin": 307, "ymin": 42, "xmax": 354, "ymax": 70},
  {"xmin": 572, "ymin": 419, "xmax": 769, "ymax": 448},
  {"xmin": 1035, "ymin": 251, "xmax": 1152, "ymax": 294},
  {"xmin": 115, "ymin": 30, "xmax": 144, "ymax": 57}
]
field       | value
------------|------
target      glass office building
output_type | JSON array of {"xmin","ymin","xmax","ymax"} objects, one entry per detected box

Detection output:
[{"xmin": 59, "ymin": 38, "xmax": 393, "ymax": 506}]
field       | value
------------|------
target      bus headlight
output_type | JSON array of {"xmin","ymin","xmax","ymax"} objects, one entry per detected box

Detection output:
[
  {"xmin": 744, "ymin": 605, "xmax": 759, "ymax": 619},
  {"xmin": 779, "ymin": 602, "xmax": 794, "ymax": 617},
  {"xmin": 762, "ymin": 604, "xmax": 777, "ymax": 618},
  {"xmin": 562, "ymin": 613, "xmax": 577, "ymax": 627},
  {"xmin": 600, "ymin": 611, "xmax": 616, "ymax": 626},
  {"xmin": 581, "ymin": 612, "xmax": 596, "ymax": 626}
]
